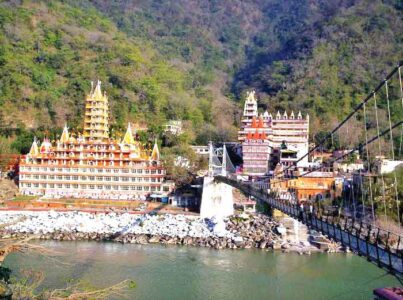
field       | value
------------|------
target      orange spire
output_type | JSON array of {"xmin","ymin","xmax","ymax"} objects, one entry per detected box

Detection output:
[
  {"xmin": 251, "ymin": 117, "xmax": 257, "ymax": 128},
  {"xmin": 258, "ymin": 116, "xmax": 264, "ymax": 128}
]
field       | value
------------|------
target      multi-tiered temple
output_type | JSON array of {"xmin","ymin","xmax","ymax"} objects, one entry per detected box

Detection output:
[
  {"xmin": 239, "ymin": 91, "xmax": 309, "ymax": 177},
  {"xmin": 19, "ymin": 81, "xmax": 174, "ymax": 200}
]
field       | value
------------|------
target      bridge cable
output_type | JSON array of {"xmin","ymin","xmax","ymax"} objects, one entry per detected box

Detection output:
[
  {"xmin": 296, "ymin": 121, "xmax": 402, "ymax": 178},
  {"xmin": 277, "ymin": 62, "xmax": 402, "ymax": 178},
  {"xmin": 399, "ymin": 66, "xmax": 403, "ymax": 157},
  {"xmin": 385, "ymin": 80, "xmax": 401, "ymax": 226},
  {"xmin": 351, "ymin": 176, "xmax": 357, "ymax": 218},
  {"xmin": 373, "ymin": 92, "xmax": 389, "ymax": 226},
  {"xmin": 363, "ymin": 101, "xmax": 376, "ymax": 225},
  {"xmin": 272, "ymin": 121, "xmax": 402, "ymax": 187}
]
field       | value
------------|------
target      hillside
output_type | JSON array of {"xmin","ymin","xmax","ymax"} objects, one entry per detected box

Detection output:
[{"xmin": 0, "ymin": 0, "xmax": 401, "ymax": 154}]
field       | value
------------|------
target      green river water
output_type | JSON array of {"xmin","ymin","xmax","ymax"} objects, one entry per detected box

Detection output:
[{"xmin": 3, "ymin": 241, "xmax": 402, "ymax": 299}]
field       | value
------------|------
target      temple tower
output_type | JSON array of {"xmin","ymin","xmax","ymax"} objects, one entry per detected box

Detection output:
[{"xmin": 83, "ymin": 80, "xmax": 109, "ymax": 141}]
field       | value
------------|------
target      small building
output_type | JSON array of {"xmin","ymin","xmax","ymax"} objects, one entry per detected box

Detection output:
[
  {"xmin": 271, "ymin": 172, "xmax": 339, "ymax": 203},
  {"xmin": 164, "ymin": 120, "xmax": 183, "ymax": 135},
  {"xmin": 171, "ymin": 185, "xmax": 201, "ymax": 209},
  {"xmin": 334, "ymin": 161, "xmax": 364, "ymax": 173},
  {"xmin": 374, "ymin": 158, "xmax": 403, "ymax": 174},
  {"xmin": 190, "ymin": 145, "xmax": 209, "ymax": 156}
]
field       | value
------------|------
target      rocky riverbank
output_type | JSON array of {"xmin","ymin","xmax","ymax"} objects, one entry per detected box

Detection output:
[{"xmin": 0, "ymin": 211, "xmax": 342, "ymax": 252}]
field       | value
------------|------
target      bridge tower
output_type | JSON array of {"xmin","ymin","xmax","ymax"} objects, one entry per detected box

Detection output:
[{"xmin": 200, "ymin": 142, "xmax": 234, "ymax": 219}]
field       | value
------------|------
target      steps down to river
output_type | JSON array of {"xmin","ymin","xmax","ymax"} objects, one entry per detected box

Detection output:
[{"xmin": 281, "ymin": 217, "xmax": 310, "ymax": 244}]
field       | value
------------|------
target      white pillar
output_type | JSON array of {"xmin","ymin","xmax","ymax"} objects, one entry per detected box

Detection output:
[
  {"xmin": 200, "ymin": 176, "xmax": 233, "ymax": 219},
  {"xmin": 222, "ymin": 143, "xmax": 227, "ymax": 177}
]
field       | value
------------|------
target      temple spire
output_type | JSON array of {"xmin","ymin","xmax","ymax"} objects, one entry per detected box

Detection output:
[
  {"xmin": 83, "ymin": 80, "xmax": 109, "ymax": 141},
  {"xmin": 243, "ymin": 90, "xmax": 258, "ymax": 118},
  {"xmin": 28, "ymin": 138, "xmax": 39, "ymax": 156},
  {"xmin": 150, "ymin": 139, "xmax": 160, "ymax": 161},
  {"xmin": 60, "ymin": 124, "xmax": 69, "ymax": 143},
  {"xmin": 122, "ymin": 123, "xmax": 135, "ymax": 145}
]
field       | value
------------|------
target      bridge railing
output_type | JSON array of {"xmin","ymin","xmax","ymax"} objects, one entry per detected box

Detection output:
[{"xmin": 215, "ymin": 175, "xmax": 403, "ymax": 275}]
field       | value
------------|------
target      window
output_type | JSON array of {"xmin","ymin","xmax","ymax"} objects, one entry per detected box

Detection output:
[
  {"xmin": 97, "ymin": 185, "xmax": 103, "ymax": 190},
  {"xmin": 89, "ymin": 176, "xmax": 95, "ymax": 180},
  {"xmin": 65, "ymin": 176, "xmax": 70, "ymax": 180},
  {"xmin": 49, "ymin": 184, "xmax": 54, "ymax": 188},
  {"xmin": 105, "ymin": 185, "xmax": 111, "ymax": 190},
  {"xmin": 113, "ymin": 177, "xmax": 119, "ymax": 181},
  {"xmin": 57, "ymin": 176, "xmax": 62, "ymax": 180},
  {"xmin": 136, "ymin": 186, "xmax": 142, "ymax": 191},
  {"xmin": 72, "ymin": 176, "xmax": 78, "ymax": 180},
  {"xmin": 81, "ymin": 176, "xmax": 87, "ymax": 180},
  {"xmin": 90, "ymin": 168, "xmax": 95, "ymax": 173},
  {"xmin": 130, "ymin": 186, "xmax": 136, "ymax": 190},
  {"xmin": 57, "ymin": 184, "xmax": 62, "ymax": 188},
  {"xmin": 73, "ymin": 184, "xmax": 78, "ymax": 188},
  {"xmin": 122, "ymin": 177, "xmax": 129, "ymax": 182},
  {"xmin": 113, "ymin": 169, "xmax": 119, "ymax": 173},
  {"xmin": 151, "ymin": 170, "xmax": 156, "ymax": 174},
  {"xmin": 105, "ymin": 177, "xmax": 111, "ymax": 181},
  {"xmin": 89, "ymin": 185, "xmax": 95, "ymax": 189},
  {"xmin": 97, "ymin": 176, "xmax": 103, "ymax": 181},
  {"xmin": 97, "ymin": 169, "xmax": 103, "ymax": 173},
  {"xmin": 65, "ymin": 184, "xmax": 70, "ymax": 188},
  {"xmin": 113, "ymin": 185, "xmax": 118, "ymax": 190},
  {"xmin": 106, "ymin": 169, "xmax": 111, "ymax": 173},
  {"xmin": 131, "ymin": 177, "xmax": 136, "ymax": 182},
  {"xmin": 121, "ymin": 186, "xmax": 129, "ymax": 191}
]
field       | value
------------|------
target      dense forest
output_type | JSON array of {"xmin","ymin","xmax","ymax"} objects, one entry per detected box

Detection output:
[{"xmin": 0, "ymin": 0, "xmax": 401, "ymax": 155}]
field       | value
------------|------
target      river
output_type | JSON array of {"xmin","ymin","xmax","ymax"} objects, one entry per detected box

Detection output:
[{"xmin": 3, "ymin": 241, "xmax": 402, "ymax": 299}]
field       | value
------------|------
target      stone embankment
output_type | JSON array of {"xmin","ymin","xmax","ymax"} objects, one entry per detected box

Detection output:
[{"xmin": 0, "ymin": 211, "xmax": 342, "ymax": 252}]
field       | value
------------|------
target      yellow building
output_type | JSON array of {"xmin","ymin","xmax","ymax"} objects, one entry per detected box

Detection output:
[{"xmin": 271, "ymin": 172, "xmax": 341, "ymax": 203}]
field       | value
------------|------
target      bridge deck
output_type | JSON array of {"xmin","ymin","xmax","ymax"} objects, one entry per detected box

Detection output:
[{"xmin": 215, "ymin": 175, "xmax": 403, "ymax": 276}]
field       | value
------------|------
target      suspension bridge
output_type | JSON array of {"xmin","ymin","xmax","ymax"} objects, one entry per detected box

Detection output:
[{"xmin": 204, "ymin": 62, "xmax": 403, "ymax": 275}]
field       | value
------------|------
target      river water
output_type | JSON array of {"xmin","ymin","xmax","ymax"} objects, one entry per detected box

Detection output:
[{"xmin": 3, "ymin": 241, "xmax": 402, "ymax": 299}]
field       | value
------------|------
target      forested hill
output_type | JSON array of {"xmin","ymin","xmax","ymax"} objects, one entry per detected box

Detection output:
[{"xmin": 0, "ymin": 0, "xmax": 401, "ymax": 152}]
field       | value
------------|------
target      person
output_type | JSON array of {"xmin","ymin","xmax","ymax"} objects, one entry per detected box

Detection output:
[{"xmin": 299, "ymin": 203, "xmax": 304, "ymax": 220}]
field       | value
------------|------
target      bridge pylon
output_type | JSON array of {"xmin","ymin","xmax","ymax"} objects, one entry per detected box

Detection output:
[{"xmin": 201, "ymin": 142, "xmax": 233, "ymax": 219}]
